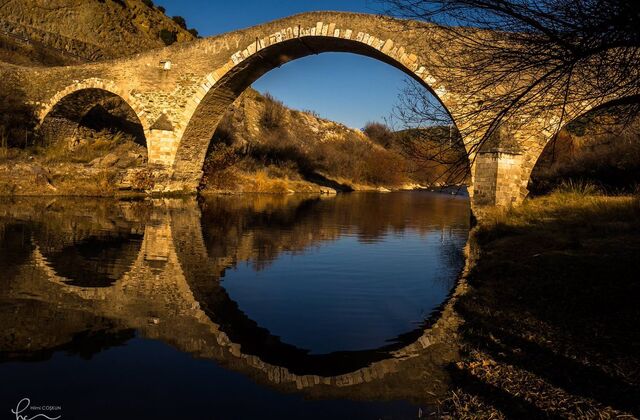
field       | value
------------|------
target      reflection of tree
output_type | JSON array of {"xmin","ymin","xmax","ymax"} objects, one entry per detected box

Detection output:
[
  {"xmin": 0, "ymin": 222, "xmax": 34, "ymax": 283},
  {"xmin": 0, "ymin": 195, "xmax": 471, "ymax": 381},
  {"xmin": 200, "ymin": 193, "xmax": 470, "ymax": 271}
]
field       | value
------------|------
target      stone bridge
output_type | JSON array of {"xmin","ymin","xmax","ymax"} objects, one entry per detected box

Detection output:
[
  {"xmin": 0, "ymin": 198, "xmax": 461, "ymax": 402},
  {"xmin": 7, "ymin": 11, "xmax": 636, "ymax": 206}
]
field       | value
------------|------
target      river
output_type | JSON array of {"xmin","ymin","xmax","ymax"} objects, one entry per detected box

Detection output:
[{"xmin": 0, "ymin": 191, "xmax": 469, "ymax": 419}]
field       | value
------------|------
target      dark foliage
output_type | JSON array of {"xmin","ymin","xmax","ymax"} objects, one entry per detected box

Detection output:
[
  {"xmin": 159, "ymin": 29, "xmax": 177, "ymax": 46},
  {"xmin": 0, "ymin": 84, "xmax": 38, "ymax": 149},
  {"xmin": 363, "ymin": 122, "xmax": 394, "ymax": 147},
  {"xmin": 172, "ymin": 16, "xmax": 187, "ymax": 30},
  {"xmin": 260, "ymin": 93, "xmax": 286, "ymax": 130}
]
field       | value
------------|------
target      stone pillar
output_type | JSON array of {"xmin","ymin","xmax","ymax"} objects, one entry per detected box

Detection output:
[
  {"xmin": 472, "ymin": 149, "xmax": 528, "ymax": 207},
  {"xmin": 147, "ymin": 129, "xmax": 179, "ymax": 167}
]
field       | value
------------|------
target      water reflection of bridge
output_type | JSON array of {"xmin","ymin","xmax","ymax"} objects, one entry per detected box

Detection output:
[{"xmin": 0, "ymin": 196, "xmax": 468, "ymax": 401}]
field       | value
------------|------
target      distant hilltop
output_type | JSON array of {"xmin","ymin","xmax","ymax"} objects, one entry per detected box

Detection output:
[{"xmin": 0, "ymin": 0, "xmax": 196, "ymax": 66}]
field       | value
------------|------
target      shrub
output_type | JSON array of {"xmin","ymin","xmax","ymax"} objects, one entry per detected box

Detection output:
[
  {"xmin": 0, "ymin": 86, "xmax": 38, "ymax": 150},
  {"xmin": 188, "ymin": 28, "xmax": 200, "ymax": 38},
  {"xmin": 159, "ymin": 29, "xmax": 177, "ymax": 46},
  {"xmin": 554, "ymin": 179, "xmax": 601, "ymax": 195},
  {"xmin": 260, "ymin": 93, "xmax": 286, "ymax": 130},
  {"xmin": 363, "ymin": 148, "xmax": 407, "ymax": 186},
  {"xmin": 250, "ymin": 130, "xmax": 313, "ymax": 174},
  {"xmin": 210, "ymin": 113, "xmax": 237, "ymax": 147},
  {"xmin": 141, "ymin": 0, "xmax": 154, "ymax": 7},
  {"xmin": 157, "ymin": 6, "xmax": 166, "ymax": 13},
  {"xmin": 172, "ymin": 16, "xmax": 187, "ymax": 30},
  {"xmin": 131, "ymin": 169, "xmax": 155, "ymax": 191},
  {"xmin": 363, "ymin": 122, "xmax": 394, "ymax": 148}
]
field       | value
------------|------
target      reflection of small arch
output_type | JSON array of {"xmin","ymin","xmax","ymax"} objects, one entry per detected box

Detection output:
[{"xmin": 32, "ymin": 228, "xmax": 143, "ymax": 288}]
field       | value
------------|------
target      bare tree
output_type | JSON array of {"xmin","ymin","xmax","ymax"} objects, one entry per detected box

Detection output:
[{"xmin": 379, "ymin": 0, "xmax": 640, "ymax": 184}]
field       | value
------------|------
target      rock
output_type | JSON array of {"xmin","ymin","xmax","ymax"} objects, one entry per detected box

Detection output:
[
  {"xmin": 115, "ymin": 156, "xmax": 136, "ymax": 169},
  {"xmin": 30, "ymin": 165, "xmax": 57, "ymax": 190},
  {"xmin": 320, "ymin": 187, "xmax": 337, "ymax": 194},
  {"xmin": 92, "ymin": 153, "xmax": 119, "ymax": 168}
]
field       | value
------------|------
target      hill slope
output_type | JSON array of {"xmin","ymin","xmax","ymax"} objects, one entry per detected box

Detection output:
[{"xmin": 0, "ymin": 0, "xmax": 195, "ymax": 65}]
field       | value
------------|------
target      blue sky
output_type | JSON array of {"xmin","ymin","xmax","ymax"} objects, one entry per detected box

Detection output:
[{"xmin": 155, "ymin": 0, "xmax": 414, "ymax": 129}]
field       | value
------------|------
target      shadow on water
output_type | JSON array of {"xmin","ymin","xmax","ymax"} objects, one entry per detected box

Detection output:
[{"xmin": 0, "ymin": 193, "xmax": 471, "ymax": 419}]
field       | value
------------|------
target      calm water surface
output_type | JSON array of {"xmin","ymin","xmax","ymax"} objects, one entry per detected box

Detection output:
[{"xmin": 0, "ymin": 192, "xmax": 469, "ymax": 419}]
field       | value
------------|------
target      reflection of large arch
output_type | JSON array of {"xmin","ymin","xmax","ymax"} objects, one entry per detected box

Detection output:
[
  {"xmin": 169, "ymin": 198, "xmax": 465, "ymax": 382},
  {"xmin": 38, "ymin": 79, "xmax": 150, "ymax": 148},
  {"xmin": 173, "ymin": 24, "xmax": 460, "ymax": 175}
]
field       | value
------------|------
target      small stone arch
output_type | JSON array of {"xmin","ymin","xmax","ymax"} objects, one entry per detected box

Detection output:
[
  {"xmin": 37, "ymin": 78, "xmax": 150, "ymax": 149},
  {"xmin": 526, "ymin": 94, "xmax": 640, "ymax": 194},
  {"xmin": 172, "ymin": 22, "xmax": 463, "ymax": 181}
]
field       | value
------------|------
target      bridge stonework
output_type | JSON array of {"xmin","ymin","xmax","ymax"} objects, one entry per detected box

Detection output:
[{"xmin": 4, "ymin": 11, "xmax": 630, "ymax": 206}]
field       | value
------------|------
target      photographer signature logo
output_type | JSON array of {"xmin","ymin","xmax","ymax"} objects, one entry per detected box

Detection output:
[{"xmin": 11, "ymin": 398, "xmax": 62, "ymax": 420}]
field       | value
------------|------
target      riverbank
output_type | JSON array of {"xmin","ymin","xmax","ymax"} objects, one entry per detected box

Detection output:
[
  {"xmin": 440, "ymin": 191, "xmax": 640, "ymax": 418},
  {"xmin": 0, "ymin": 151, "xmax": 451, "ymax": 197}
]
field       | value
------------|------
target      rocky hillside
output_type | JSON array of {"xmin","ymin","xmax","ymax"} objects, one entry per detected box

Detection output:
[
  {"xmin": 0, "ymin": 0, "xmax": 195, "ymax": 65},
  {"xmin": 201, "ymin": 89, "xmax": 425, "ymax": 194},
  {"xmin": 217, "ymin": 88, "xmax": 368, "ymax": 152}
]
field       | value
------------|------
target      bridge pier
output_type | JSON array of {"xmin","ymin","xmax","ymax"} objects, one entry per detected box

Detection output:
[
  {"xmin": 472, "ymin": 149, "xmax": 529, "ymax": 207},
  {"xmin": 147, "ymin": 129, "xmax": 180, "ymax": 167}
]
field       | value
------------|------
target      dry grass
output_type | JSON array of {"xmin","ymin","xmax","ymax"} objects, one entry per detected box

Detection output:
[
  {"xmin": 480, "ymin": 189, "xmax": 639, "ymax": 233},
  {"xmin": 446, "ymin": 192, "xmax": 640, "ymax": 418},
  {"xmin": 37, "ymin": 130, "xmax": 134, "ymax": 164}
]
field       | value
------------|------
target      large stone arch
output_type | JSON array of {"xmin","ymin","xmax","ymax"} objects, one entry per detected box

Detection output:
[
  {"xmin": 37, "ymin": 78, "xmax": 151, "ymax": 155},
  {"xmin": 171, "ymin": 21, "xmax": 462, "ymax": 185}
]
